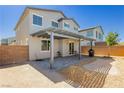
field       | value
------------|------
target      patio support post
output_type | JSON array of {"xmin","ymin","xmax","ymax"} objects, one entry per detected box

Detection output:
[
  {"xmin": 50, "ymin": 31, "xmax": 54, "ymax": 69},
  {"xmin": 90, "ymin": 40, "xmax": 93, "ymax": 49},
  {"xmin": 79, "ymin": 38, "xmax": 81, "ymax": 60}
]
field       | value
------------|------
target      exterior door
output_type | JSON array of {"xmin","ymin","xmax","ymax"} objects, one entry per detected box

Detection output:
[{"xmin": 69, "ymin": 42, "xmax": 74, "ymax": 55}]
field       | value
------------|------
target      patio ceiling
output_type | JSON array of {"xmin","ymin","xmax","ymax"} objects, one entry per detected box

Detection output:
[{"xmin": 31, "ymin": 27, "xmax": 96, "ymax": 41}]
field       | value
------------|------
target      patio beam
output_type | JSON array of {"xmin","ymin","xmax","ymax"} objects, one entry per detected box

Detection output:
[
  {"xmin": 50, "ymin": 31, "xmax": 54, "ymax": 69},
  {"xmin": 79, "ymin": 38, "xmax": 81, "ymax": 59}
]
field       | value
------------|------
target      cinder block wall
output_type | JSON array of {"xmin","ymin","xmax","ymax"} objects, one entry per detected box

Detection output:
[
  {"xmin": 82, "ymin": 46, "xmax": 124, "ymax": 57},
  {"xmin": 0, "ymin": 45, "xmax": 29, "ymax": 65}
]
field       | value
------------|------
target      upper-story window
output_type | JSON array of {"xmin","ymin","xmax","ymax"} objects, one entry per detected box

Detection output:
[
  {"xmin": 64, "ymin": 23, "xmax": 70, "ymax": 29},
  {"xmin": 87, "ymin": 31, "xmax": 93, "ymax": 37},
  {"xmin": 96, "ymin": 31, "xmax": 98, "ymax": 38},
  {"xmin": 99, "ymin": 33, "xmax": 103, "ymax": 40},
  {"xmin": 51, "ymin": 21, "xmax": 58, "ymax": 28},
  {"xmin": 33, "ymin": 15, "xmax": 42, "ymax": 26},
  {"xmin": 74, "ymin": 27, "xmax": 78, "ymax": 31}
]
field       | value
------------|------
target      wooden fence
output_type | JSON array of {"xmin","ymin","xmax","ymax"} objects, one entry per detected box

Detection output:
[
  {"xmin": 81, "ymin": 46, "xmax": 124, "ymax": 57},
  {"xmin": 0, "ymin": 45, "xmax": 29, "ymax": 65}
]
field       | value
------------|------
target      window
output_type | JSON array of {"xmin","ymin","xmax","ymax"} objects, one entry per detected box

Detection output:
[
  {"xmin": 99, "ymin": 33, "xmax": 103, "ymax": 40},
  {"xmin": 41, "ymin": 40, "xmax": 50, "ymax": 51},
  {"xmin": 96, "ymin": 31, "xmax": 98, "ymax": 38},
  {"xmin": 87, "ymin": 42, "xmax": 90, "ymax": 46},
  {"xmin": 33, "ymin": 15, "xmax": 42, "ymax": 26},
  {"xmin": 64, "ymin": 23, "xmax": 70, "ymax": 29},
  {"xmin": 74, "ymin": 27, "xmax": 78, "ymax": 31},
  {"xmin": 87, "ymin": 31, "xmax": 93, "ymax": 37},
  {"xmin": 51, "ymin": 21, "xmax": 58, "ymax": 28}
]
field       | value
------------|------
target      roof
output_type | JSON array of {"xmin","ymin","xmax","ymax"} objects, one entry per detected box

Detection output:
[
  {"xmin": 27, "ymin": 7, "xmax": 67, "ymax": 18},
  {"xmin": 31, "ymin": 28, "xmax": 96, "ymax": 41},
  {"xmin": 79, "ymin": 26, "xmax": 104, "ymax": 34},
  {"xmin": 14, "ymin": 7, "xmax": 67, "ymax": 30},
  {"xmin": 58, "ymin": 18, "xmax": 80, "ymax": 27}
]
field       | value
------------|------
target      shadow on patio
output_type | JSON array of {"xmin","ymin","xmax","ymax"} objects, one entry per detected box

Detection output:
[
  {"xmin": 0, "ymin": 63, "xmax": 28, "ymax": 69},
  {"xmin": 29, "ymin": 56, "xmax": 83, "ymax": 83}
]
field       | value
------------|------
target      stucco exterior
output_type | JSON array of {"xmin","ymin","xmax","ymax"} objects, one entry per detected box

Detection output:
[
  {"xmin": 28, "ymin": 10, "xmax": 65, "ymax": 34},
  {"xmin": 29, "ymin": 36, "xmax": 79, "ymax": 60},
  {"xmin": 15, "ymin": 7, "xmax": 80, "ymax": 60},
  {"xmin": 60, "ymin": 19, "xmax": 79, "ymax": 33},
  {"xmin": 16, "ymin": 14, "xmax": 30, "ymax": 45},
  {"xmin": 15, "ymin": 7, "xmax": 104, "ymax": 60}
]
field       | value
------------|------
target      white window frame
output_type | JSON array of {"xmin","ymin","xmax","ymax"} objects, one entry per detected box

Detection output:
[
  {"xmin": 74, "ymin": 27, "xmax": 78, "ymax": 31},
  {"xmin": 87, "ymin": 31, "xmax": 93, "ymax": 37},
  {"xmin": 41, "ymin": 39, "xmax": 50, "ymax": 52},
  {"xmin": 51, "ymin": 20, "xmax": 59, "ymax": 28},
  {"xmin": 32, "ymin": 13, "xmax": 43, "ymax": 27},
  {"xmin": 63, "ymin": 22, "xmax": 70, "ymax": 30}
]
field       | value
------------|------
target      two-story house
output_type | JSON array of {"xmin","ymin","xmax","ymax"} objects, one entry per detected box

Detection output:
[
  {"xmin": 79, "ymin": 26, "xmax": 104, "ymax": 46},
  {"xmin": 14, "ymin": 7, "xmax": 94, "ymax": 62},
  {"xmin": 1, "ymin": 37, "xmax": 16, "ymax": 45}
]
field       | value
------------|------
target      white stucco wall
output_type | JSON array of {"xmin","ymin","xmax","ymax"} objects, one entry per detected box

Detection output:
[
  {"xmin": 29, "ymin": 36, "xmax": 61, "ymax": 60},
  {"xmin": 59, "ymin": 20, "xmax": 79, "ymax": 33},
  {"xmin": 16, "ymin": 14, "xmax": 30, "ymax": 45},
  {"xmin": 15, "ymin": 8, "xmax": 80, "ymax": 60},
  {"xmin": 29, "ymin": 36, "xmax": 79, "ymax": 60},
  {"xmin": 28, "ymin": 10, "xmax": 65, "ymax": 34},
  {"xmin": 28, "ymin": 10, "xmax": 79, "ymax": 35}
]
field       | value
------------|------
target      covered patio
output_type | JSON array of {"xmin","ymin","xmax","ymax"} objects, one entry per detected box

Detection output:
[
  {"xmin": 30, "ymin": 56, "xmax": 84, "ymax": 70},
  {"xmin": 31, "ymin": 27, "xmax": 95, "ymax": 69}
]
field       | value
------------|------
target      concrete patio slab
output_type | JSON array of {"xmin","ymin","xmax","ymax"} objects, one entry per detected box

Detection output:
[
  {"xmin": 0, "ymin": 64, "xmax": 72, "ymax": 88},
  {"xmin": 83, "ymin": 58, "xmax": 119, "ymax": 75}
]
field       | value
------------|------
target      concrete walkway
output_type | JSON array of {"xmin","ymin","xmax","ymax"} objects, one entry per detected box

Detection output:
[{"xmin": 0, "ymin": 64, "xmax": 72, "ymax": 88}]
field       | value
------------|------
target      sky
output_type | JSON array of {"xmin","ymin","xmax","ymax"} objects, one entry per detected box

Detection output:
[{"xmin": 0, "ymin": 5, "xmax": 124, "ymax": 41}]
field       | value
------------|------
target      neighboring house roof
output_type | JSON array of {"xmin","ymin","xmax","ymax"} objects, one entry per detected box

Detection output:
[
  {"xmin": 79, "ymin": 26, "xmax": 104, "ymax": 34},
  {"xmin": 14, "ymin": 7, "xmax": 68, "ymax": 30},
  {"xmin": 58, "ymin": 18, "xmax": 80, "ymax": 27}
]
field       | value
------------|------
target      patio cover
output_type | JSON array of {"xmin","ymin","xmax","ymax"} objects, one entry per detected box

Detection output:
[
  {"xmin": 30, "ymin": 27, "xmax": 95, "ymax": 69},
  {"xmin": 31, "ymin": 27, "xmax": 96, "ymax": 41}
]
